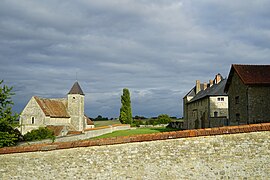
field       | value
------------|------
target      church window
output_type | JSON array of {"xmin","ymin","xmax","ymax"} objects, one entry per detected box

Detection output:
[{"xmin": 31, "ymin": 117, "xmax": 35, "ymax": 124}]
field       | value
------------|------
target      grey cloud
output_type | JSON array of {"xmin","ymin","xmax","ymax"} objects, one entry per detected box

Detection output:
[{"xmin": 1, "ymin": 0, "xmax": 270, "ymax": 118}]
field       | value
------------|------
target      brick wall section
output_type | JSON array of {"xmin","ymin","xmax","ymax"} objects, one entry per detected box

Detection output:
[{"xmin": 1, "ymin": 123, "xmax": 270, "ymax": 155}]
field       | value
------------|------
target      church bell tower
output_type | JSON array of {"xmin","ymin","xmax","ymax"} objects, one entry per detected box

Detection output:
[{"xmin": 67, "ymin": 81, "xmax": 85, "ymax": 131}]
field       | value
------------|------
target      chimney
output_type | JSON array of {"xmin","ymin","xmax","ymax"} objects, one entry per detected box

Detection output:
[
  {"xmin": 203, "ymin": 82, "xmax": 207, "ymax": 90},
  {"xmin": 215, "ymin": 73, "xmax": 222, "ymax": 84},
  {"xmin": 196, "ymin": 80, "xmax": 201, "ymax": 94},
  {"xmin": 209, "ymin": 79, "xmax": 214, "ymax": 87}
]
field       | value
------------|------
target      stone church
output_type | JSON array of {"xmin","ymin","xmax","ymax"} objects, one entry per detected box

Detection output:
[{"xmin": 19, "ymin": 82, "xmax": 94, "ymax": 136}]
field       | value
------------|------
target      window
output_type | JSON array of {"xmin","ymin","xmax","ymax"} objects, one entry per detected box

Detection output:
[
  {"xmin": 31, "ymin": 117, "xmax": 35, "ymax": 124},
  {"xmin": 235, "ymin": 96, "xmax": 239, "ymax": 104},
  {"xmin": 73, "ymin": 97, "xmax": 76, "ymax": 99},
  {"xmin": 217, "ymin": 97, "xmax": 224, "ymax": 102},
  {"xmin": 214, "ymin": 111, "xmax": 218, "ymax": 117},
  {"xmin": 236, "ymin": 113, "xmax": 240, "ymax": 121}
]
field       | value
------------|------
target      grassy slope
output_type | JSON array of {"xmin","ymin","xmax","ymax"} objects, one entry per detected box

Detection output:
[
  {"xmin": 93, "ymin": 120, "xmax": 121, "ymax": 127},
  {"xmin": 92, "ymin": 127, "xmax": 177, "ymax": 139}
]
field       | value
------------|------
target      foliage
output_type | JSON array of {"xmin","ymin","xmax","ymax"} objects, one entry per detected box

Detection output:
[
  {"xmin": 157, "ymin": 114, "xmax": 172, "ymax": 124},
  {"xmin": 93, "ymin": 115, "xmax": 109, "ymax": 121},
  {"xmin": 24, "ymin": 127, "xmax": 55, "ymax": 141},
  {"xmin": 119, "ymin": 88, "xmax": 132, "ymax": 124},
  {"xmin": 0, "ymin": 80, "xmax": 22, "ymax": 147},
  {"xmin": 133, "ymin": 115, "xmax": 146, "ymax": 120},
  {"xmin": 132, "ymin": 119, "xmax": 144, "ymax": 127}
]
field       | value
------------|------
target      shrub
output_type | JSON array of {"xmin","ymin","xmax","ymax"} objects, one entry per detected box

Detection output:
[
  {"xmin": 157, "ymin": 114, "xmax": 172, "ymax": 124},
  {"xmin": 24, "ymin": 127, "xmax": 55, "ymax": 141},
  {"xmin": 132, "ymin": 120, "xmax": 144, "ymax": 127}
]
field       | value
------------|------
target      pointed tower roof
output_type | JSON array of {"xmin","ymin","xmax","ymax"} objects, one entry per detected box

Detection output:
[{"xmin": 68, "ymin": 81, "xmax": 84, "ymax": 95}]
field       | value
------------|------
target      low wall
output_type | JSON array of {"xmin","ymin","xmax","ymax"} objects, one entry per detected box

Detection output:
[
  {"xmin": 1, "ymin": 123, "xmax": 270, "ymax": 154},
  {"xmin": 0, "ymin": 130, "xmax": 269, "ymax": 179}
]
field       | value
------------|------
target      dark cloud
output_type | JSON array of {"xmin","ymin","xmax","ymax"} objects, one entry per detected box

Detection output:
[{"xmin": 1, "ymin": 0, "xmax": 270, "ymax": 118}]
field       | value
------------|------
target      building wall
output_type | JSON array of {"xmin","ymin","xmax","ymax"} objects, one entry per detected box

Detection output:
[
  {"xmin": 44, "ymin": 117, "xmax": 71, "ymax": 126},
  {"xmin": 227, "ymin": 72, "xmax": 248, "ymax": 125},
  {"xmin": 186, "ymin": 98, "xmax": 209, "ymax": 129},
  {"xmin": 209, "ymin": 96, "xmax": 228, "ymax": 118},
  {"xmin": 248, "ymin": 86, "xmax": 270, "ymax": 123},
  {"xmin": 19, "ymin": 97, "xmax": 46, "ymax": 134},
  {"xmin": 68, "ymin": 94, "xmax": 85, "ymax": 131},
  {"xmin": 185, "ymin": 96, "xmax": 228, "ymax": 129}
]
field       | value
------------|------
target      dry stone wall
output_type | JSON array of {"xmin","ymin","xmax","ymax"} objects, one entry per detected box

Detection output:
[{"xmin": 0, "ymin": 128, "xmax": 270, "ymax": 179}]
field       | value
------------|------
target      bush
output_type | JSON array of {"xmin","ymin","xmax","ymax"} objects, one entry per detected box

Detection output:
[
  {"xmin": 157, "ymin": 114, "xmax": 172, "ymax": 124},
  {"xmin": 24, "ymin": 127, "xmax": 55, "ymax": 141},
  {"xmin": 132, "ymin": 120, "xmax": 144, "ymax": 127}
]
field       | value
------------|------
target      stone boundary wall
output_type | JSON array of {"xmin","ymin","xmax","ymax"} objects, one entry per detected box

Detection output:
[
  {"xmin": 17, "ymin": 124, "xmax": 130, "ymax": 146},
  {"xmin": 1, "ymin": 123, "xmax": 270, "ymax": 155}
]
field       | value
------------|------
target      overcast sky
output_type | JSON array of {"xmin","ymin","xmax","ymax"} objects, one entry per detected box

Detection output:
[{"xmin": 1, "ymin": 0, "xmax": 270, "ymax": 118}]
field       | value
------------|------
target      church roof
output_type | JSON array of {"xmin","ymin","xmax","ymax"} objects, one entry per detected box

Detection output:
[
  {"xmin": 68, "ymin": 81, "xmax": 84, "ymax": 95},
  {"xmin": 34, "ymin": 96, "xmax": 70, "ymax": 118},
  {"xmin": 86, "ymin": 116, "xmax": 94, "ymax": 125}
]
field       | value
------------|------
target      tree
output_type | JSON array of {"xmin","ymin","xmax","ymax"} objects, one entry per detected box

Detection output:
[
  {"xmin": 157, "ymin": 114, "xmax": 171, "ymax": 124},
  {"xmin": 0, "ymin": 80, "xmax": 21, "ymax": 147},
  {"xmin": 119, "ymin": 88, "xmax": 132, "ymax": 124}
]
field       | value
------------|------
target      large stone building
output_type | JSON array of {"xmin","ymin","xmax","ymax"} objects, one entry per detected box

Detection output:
[
  {"xmin": 183, "ymin": 74, "xmax": 228, "ymax": 129},
  {"xmin": 224, "ymin": 64, "xmax": 270, "ymax": 125},
  {"xmin": 19, "ymin": 82, "xmax": 94, "ymax": 135}
]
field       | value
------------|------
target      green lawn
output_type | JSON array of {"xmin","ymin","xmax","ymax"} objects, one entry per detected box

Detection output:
[
  {"xmin": 93, "ymin": 120, "xmax": 121, "ymax": 127},
  {"xmin": 92, "ymin": 127, "xmax": 177, "ymax": 139}
]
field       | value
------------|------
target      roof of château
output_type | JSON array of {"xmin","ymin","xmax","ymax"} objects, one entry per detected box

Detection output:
[
  {"xmin": 224, "ymin": 64, "xmax": 270, "ymax": 92},
  {"xmin": 68, "ymin": 81, "xmax": 84, "ymax": 95},
  {"xmin": 188, "ymin": 79, "xmax": 227, "ymax": 103},
  {"xmin": 34, "ymin": 96, "xmax": 70, "ymax": 118}
]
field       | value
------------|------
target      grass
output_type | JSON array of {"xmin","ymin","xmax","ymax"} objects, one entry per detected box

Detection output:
[
  {"xmin": 93, "ymin": 120, "xmax": 121, "ymax": 127},
  {"xmin": 92, "ymin": 127, "xmax": 177, "ymax": 139}
]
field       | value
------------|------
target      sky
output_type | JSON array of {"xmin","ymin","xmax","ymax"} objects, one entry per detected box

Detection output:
[{"xmin": 1, "ymin": 0, "xmax": 270, "ymax": 118}]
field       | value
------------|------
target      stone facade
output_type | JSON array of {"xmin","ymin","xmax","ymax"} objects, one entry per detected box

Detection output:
[
  {"xmin": 225, "ymin": 64, "xmax": 270, "ymax": 125},
  {"xmin": 1, "ymin": 131, "xmax": 269, "ymax": 179},
  {"xmin": 183, "ymin": 74, "xmax": 228, "ymax": 129},
  {"xmin": 19, "ymin": 82, "xmax": 94, "ymax": 135}
]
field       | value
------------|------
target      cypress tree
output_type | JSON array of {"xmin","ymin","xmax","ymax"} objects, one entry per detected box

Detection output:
[{"xmin": 119, "ymin": 88, "xmax": 132, "ymax": 124}]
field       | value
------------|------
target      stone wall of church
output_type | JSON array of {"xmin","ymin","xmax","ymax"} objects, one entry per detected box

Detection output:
[{"xmin": 19, "ymin": 97, "xmax": 46, "ymax": 135}]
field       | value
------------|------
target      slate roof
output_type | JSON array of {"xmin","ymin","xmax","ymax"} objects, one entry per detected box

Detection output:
[
  {"xmin": 224, "ymin": 64, "xmax": 270, "ymax": 92},
  {"xmin": 34, "ymin": 96, "xmax": 70, "ymax": 118},
  {"xmin": 188, "ymin": 79, "xmax": 227, "ymax": 103},
  {"xmin": 68, "ymin": 81, "xmax": 84, "ymax": 95}
]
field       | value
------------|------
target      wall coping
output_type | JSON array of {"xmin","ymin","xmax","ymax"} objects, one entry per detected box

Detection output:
[{"xmin": 1, "ymin": 123, "xmax": 270, "ymax": 155}]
